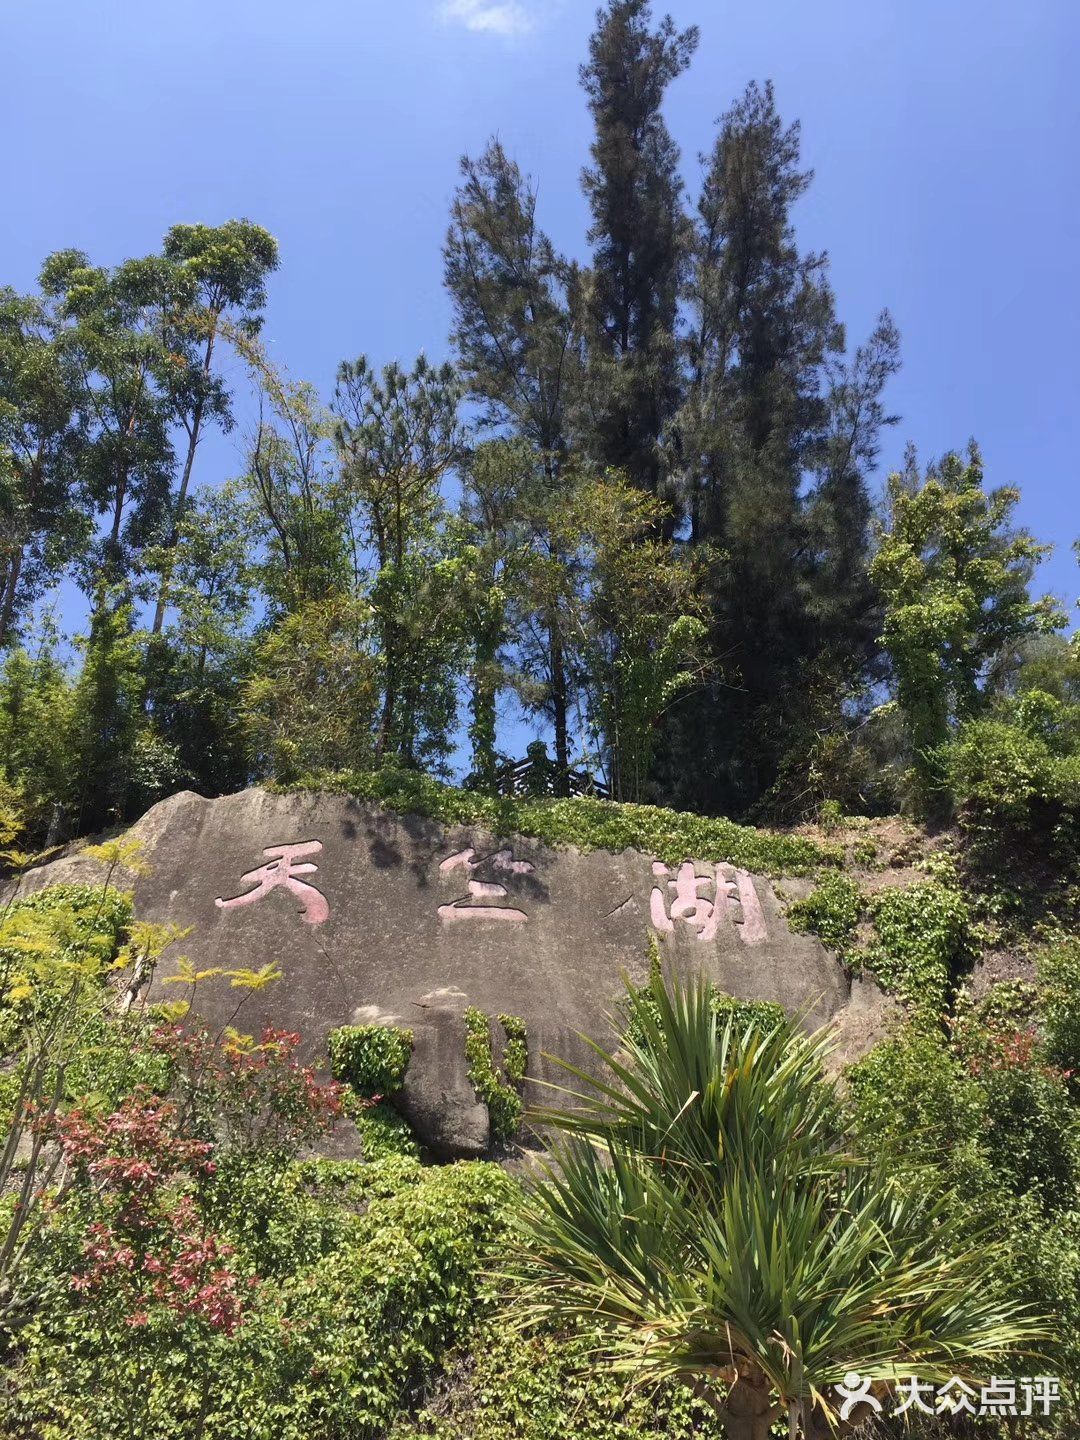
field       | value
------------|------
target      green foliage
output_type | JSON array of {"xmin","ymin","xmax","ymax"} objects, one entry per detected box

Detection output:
[
  {"xmin": 708, "ymin": 991, "xmax": 786, "ymax": 1031},
  {"xmin": 786, "ymin": 871, "xmax": 864, "ymax": 956},
  {"xmin": 0, "ymin": 634, "xmax": 77, "ymax": 842},
  {"xmin": 257, "ymin": 1159, "xmax": 514, "ymax": 1437},
  {"xmin": 351, "ymin": 1098, "xmax": 420, "ymax": 1161},
  {"xmin": 857, "ymin": 879, "xmax": 972, "ymax": 1011},
  {"xmin": 283, "ymin": 767, "xmax": 833, "ymax": 875},
  {"xmin": 521, "ymin": 971, "xmax": 1042, "ymax": 1438},
  {"xmin": 626, "ymin": 943, "xmax": 784, "ymax": 1043},
  {"xmin": 1, "ymin": 881, "xmax": 132, "ymax": 974},
  {"xmin": 844, "ymin": 1000, "xmax": 1080, "ymax": 1405},
  {"xmin": 499, "ymin": 1012, "xmax": 528, "ymax": 1085},
  {"xmin": 941, "ymin": 692, "xmax": 1080, "ymax": 896},
  {"xmin": 664, "ymin": 85, "xmax": 898, "ymax": 820},
  {"xmin": 397, "ymin": 1320, "xmax": 725, "ymax": 1439},
  {"xmin": 1040, "ymin": 938, "xmax": 1080, "ymax": 1078},
  {"xmin": 326, "ymin": 1023, "xmax": 418, "ymax": 1159},
  {"xmin": 870, "ymin": 444, "xmax": 1065, "ymax": 808},
  {"xmin": 0, "ymin": 283, "xmax": 87, "ymax": 649},
  {"xmin": 551, "ymin": 475, "xmax": 709, "ymax": 803},
  {"xmin": 327, "ymin": 1023, "xmax": 414, "ymax": 1096},
  {"xmin": 0, "ymin": 770, "xmax": 25, "ymax": 852},
  {"xmin": 333, "ymin": 353, "xmax": 466, "ymax": 772},
  {"xmin": 6, "ymin": 1149, "xmax": 514, "ymax": 1440},
  {"xmin": 844, "ymin": 1024, "xmax": 988, "ymax": 1174},
  {"xmin": 464, "ymin": 1006, "xmax": 527, "ymax": 1143},
  {"xmin": 241, "ymin": 594, "xmax": 379, "ymax": 784}
]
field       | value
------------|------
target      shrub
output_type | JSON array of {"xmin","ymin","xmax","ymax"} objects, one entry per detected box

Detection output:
[
  {"xmin": 261, "ymin": 1160, "xmax": 517, "ymax": 1437},
  {"xmin": 351, "ymin": 1097, "xmax": 420, "ymax": 1161},
  {"xmin": 844, "ymin": 1024, "xmax": 987, "ymax": 1175},
  {"xmin": 858, "ymin": 880, "xmax": 972, "ymax": 1012},
  {"xmin": 327, "ymin": 1023, "xmax": 414, "ymax": 1096},
  {"xmin": 1040, "ymin": 938, "xmax": 1080, "ymax": 1079},
  {"xmin": 397, "ymin": 1320, "xmax": 726, "ymax": 1439},
  {"xmin": 0, "ymin": 881, "xmax": 133, "ymax": 987},
  {"xmin": 709, "ymin": 992, "xmax": 785, "ymax": 1031},
  {"xmin": 786, "ymin": 872, "xmax": 863, "ymax": 956},
  {"xmin": 942, "ymin": 697, "xmax": 1080, "ymax": 891}
]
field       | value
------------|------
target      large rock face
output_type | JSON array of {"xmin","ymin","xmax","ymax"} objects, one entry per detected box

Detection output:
[{"xmin": 9, "ymin": 788, "xmax": 890, "ymax": 1154}]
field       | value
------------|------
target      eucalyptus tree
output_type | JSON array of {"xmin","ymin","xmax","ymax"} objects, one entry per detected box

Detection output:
[
  {"xmin": 38, "ymin": 249, "xmax": 180, "ymax": 594},
  {"xmin": 333, "ymin": 354, "xmax": 465, "ymax": 769},
  {"xmin": 0, "ymin": 286, "xmax": 86, "ymax": 647},
  {"xmin": 149, "ymin": 219, "xmax": 279, "ymax": 633}
]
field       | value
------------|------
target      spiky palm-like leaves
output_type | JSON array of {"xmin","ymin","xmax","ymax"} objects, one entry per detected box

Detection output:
[{"xmin": 516, "ymin": 973, "xmax": 1046, "ymax": 1440}]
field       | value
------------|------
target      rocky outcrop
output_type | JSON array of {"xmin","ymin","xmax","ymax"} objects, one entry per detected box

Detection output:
[{"xmin": 9, "ymin": 787, "xmax": 893, "ymax": 1156}]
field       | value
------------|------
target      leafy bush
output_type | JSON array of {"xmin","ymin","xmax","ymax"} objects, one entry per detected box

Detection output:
[
  {"xmin": 1040, "ymin": 938, "xmax": 1080, "ymax": 1079},
  {"xmin": 708, "ymin": 991, "xmax": 785, "ymax": 1031},
  {"xmin": 844, "ymin": 1024, "xmax": 987, "ymax": 1174},
  {"xmin": 397, "ymin": 1320, "xmax": 725, "ymax": 1439},
  {"xmin": 0, "ymin": 771, "xmax": 25, "ymax": 853},
  {"xmin": 786, "ymin": 871, "xmax": 863, "ymax": 956},
  {"xmin": 327, "ymin": 1023, "xmax": 414, "ymax": 1096},
  {"xmin": 942, "ymin": 694, "xmax": 1080, "ymax": 893},
  {"xmin": 0, "ymin": 881, "xmax": 133, "ymax": 987},
  {"xmin": 258, "ymin": 1159, "xmax": 516, "ymax": 1438},
  {"xmin": 351, "ymin": 1098, "xmax": 420, "ymax": 1161},
  {"xmin": 857, "ymin": 880, "xmax": 972, "ymax": 1011}
]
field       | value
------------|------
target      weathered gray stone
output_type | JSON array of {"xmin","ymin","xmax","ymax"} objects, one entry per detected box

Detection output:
[
  {"xmin": 393, "ymin": 994, "xmax": 490, "ymax": 1158},
  {"xmin": 8, "ymin": 787, "xmax": 891, "ymax": 1154}
]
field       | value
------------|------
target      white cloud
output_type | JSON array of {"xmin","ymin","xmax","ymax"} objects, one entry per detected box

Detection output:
[{"xmin": 438, "ymin": 0, "xmax": 550, "ymax": 39}]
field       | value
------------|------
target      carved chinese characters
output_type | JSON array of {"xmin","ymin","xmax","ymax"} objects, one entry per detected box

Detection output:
[
  {"xmin": 215, "ymin": 841, "xmax": 329, "ymax": 926},
  {"xmin": 437, "ymin": 847, "xmax": 535, "ymax": 924},
  {"xmin": 214, "ymin": 838, "xmax": 766, "ymax": 947},
  {"xmin": 649, "ymin": 861, "xmax": 767, "ymax": 945}
]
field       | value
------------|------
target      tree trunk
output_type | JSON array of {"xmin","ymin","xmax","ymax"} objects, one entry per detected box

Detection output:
[
  {"xmin": 723, "ymin": 1375, "xmax": 784, "ymax": 1440},
  {"xmin": 550, "ymin": 620, "xmax": 569, "ymax": 796},
  {"xmin": 151, "ymin": 327, "xmax": 216, "ymax": 635},
  {"xmin": 0, "ymin": 544, "xmax": 23, "ymax": 649},
  {"xmin": 470, "ymin": 621, "xmax": 500, "ymax": 792},
  {"xmin": 150, "ymin": 396, "xmax": 203, "ymax": 634}
]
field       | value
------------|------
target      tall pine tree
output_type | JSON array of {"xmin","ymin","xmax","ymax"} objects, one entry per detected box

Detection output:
[
  {"xmin": 662, "ymin": 81, "xmax": 898, "ymax": 814},
  {"xmin": 578, "ymin": 0, "xmax": 696, "ymax": 507}
]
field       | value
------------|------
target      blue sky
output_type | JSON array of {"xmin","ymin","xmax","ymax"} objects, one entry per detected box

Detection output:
[{"xmin": 4, "ymin": 0, "xmax": 1078, "ymax": 636}]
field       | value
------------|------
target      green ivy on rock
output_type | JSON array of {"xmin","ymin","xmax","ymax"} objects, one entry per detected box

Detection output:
[
  {"xmin": 327, "ymin": 1023, "xmax": 414, "ymax": 1096},
  {"xmin": 464, "ymin": 1007, "xmax": 527, "ymax": 1143}
]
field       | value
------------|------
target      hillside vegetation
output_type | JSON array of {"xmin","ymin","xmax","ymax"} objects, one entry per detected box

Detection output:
[{"xmin": 0, "ymin": 761, "xmax": 1078, "ymax": 1436}]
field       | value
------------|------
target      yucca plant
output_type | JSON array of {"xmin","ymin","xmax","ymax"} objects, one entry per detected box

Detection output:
[{"xmin": 514, "ymin": 972, "xmax": 1047, "ymax": 1440}]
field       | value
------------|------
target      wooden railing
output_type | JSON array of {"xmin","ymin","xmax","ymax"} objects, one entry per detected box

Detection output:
[{"xmin": 496, "ymin": 755, "xmax": 610, "ymax": 801}]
